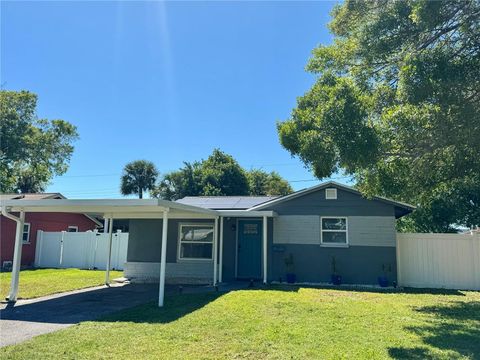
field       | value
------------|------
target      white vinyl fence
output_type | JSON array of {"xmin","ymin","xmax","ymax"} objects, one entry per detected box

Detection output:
[
  {"xmin": 397, "ymin": 233, "xmax": 480, "ymax": 290},
  {"xmin": 34, "ymin": 230, "xmax": 129, "ymax": 270}
]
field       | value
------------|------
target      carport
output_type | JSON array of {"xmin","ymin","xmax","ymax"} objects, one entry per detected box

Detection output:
[
  {"xmin": 1, "ymin": 199, "xmax": 218, "ymax": 306},
  {"xmin": 1, "ymin": 199, "xmax": 274, "ymax": 306}
]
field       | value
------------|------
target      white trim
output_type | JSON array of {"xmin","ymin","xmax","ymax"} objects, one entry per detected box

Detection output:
[
  {"xmin": 219, "ymin": 217, "xmax": 224, "ymax": 283},
  {"xmin": 213, "ymin": 217, "xmax": 219, "ymax": 285},
  {"xmin": 2, "ymin": 209, "xmax": 24, "ymax": 302},
  {"xmin": 67, "ymin": 225, "xmax": 78, "ymax": 232},
  {"xmin": 159, "ymin": 209, "xmax": 169, "ymax": 306},
  {"xmin": 219, "ymin": 210, "xmax": 276, "ymax": 217},
  {"xmin": 325, "ymin": 188, "xmax": 337, "ymax": 200},
  {"xmin": 263, "ymin": 215, "xmax": 267, "ymax": 284},
  {"xmin": 105, "ymin": 217, "xmax": 114, "ymax": 285},
  {"xmin": 320, "ymin": 216, "xmax": 349, "ymax": 247},
  {"xmin": 22, "ymin": 223, "xmax": 31, "ymax": 244},
  {"xmin": 177, "ymin": 222, "xmax": 215, "ymax": 261}
]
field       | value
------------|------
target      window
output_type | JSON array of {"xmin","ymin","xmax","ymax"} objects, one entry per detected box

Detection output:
[
  {"xmin": 67, "ymin": 226, "xmax": 78, "ymax": 232},
  {"xmin": 321, "ymin": 217, "xmax": 348, "ymax": 246},
  {"xmin": 243, "ymin": 223, "xmax": 258, "ymax": 235},
  {"xmin": 325, "ymin": 188, "xmax": 337, "ymax": 200},
  {"xmin": 22, "ymin": 223, "xmax": 31, "ymax": 244},
  {"xmin": 178, "ymin": 224, "xmax": 214, "ymax": 260}
]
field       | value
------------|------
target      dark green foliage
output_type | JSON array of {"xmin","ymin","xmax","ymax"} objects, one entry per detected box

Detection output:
[
  {"xmin": 120, "ymin": 160, "xmax": 159, "ymax": 199},
  {"xmin": 277, "ymin": 0, "xmax": 480, "ymax": 231},
  {"xmin": 152, "ymin": 149, "xmax": 293, "ymax": 200},
  {"xmin": 0, "ymin": 90, "xmax": 78, "ymax": 193},
  {"xmin": 246, "ymin": 169, "xmax": 293, "ymax": 196}
]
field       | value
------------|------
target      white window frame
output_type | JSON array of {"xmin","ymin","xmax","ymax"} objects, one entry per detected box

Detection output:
[
  {"xmin": 67, "ymin": 225, "xmax": 79, "ymax": 232},
  {"xmin": 22, "ymin": 223, "xmax": 31, "ymax": 244},
  {"xmin": 177, "ymin": 223, "xmax": 214, "ymax": 261},
  {"xmin": 320, "ymin": 216, "xmax": 348, "ymax": 247},
  {"xmin": 325, "ymin": 188, "xmax": 337, "ymax": 200}
]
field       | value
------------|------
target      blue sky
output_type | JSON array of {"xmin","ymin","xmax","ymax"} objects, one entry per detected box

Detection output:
[{"xmin": 2, "ymin": 1, "xmax": 348, "ymax": 198}]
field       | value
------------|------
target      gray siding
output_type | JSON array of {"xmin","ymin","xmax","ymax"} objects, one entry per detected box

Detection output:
[
  {"xmin": 265, "ymin": 186, "xmax": 398, "ymax": 284},
  {"xmin": 127, "ymin": 218, "xmax": 215, "ymax": 263},
  {"xmin": 263, "ymin": 188, "xmax": 395, "ymax": 217},
  {"xmin": 127, "ymin": 217, "xmax": 271, "ymax": 283},
  {"xmin": 269, "ymin": 244, "xmax": 397, "ymax": 285},
  {"xmin": 348, "ymin": 216, "xmax": 396, "ymax": 247},
  {"xmin": 273, "ymin": 216, "xmax": 320, "ymax": 244},
  {"xmin": 273, "ymin": 215, "xmax": 396, "ymax": 247}
]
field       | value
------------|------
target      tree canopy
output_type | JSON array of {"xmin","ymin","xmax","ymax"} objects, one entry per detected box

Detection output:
[
  {"xmin": 277, "ymin": 0, "xmax": 480, "ymax": 232},
  {"xmin": 120, "ymin": 160, "xmax": 159, "ymax": 199},
  {"xmin": 247, "ymin": 169, "xmax": 293, "ymax": 196},
  {"xmin": 153, "ymin": 149, "xmax": 293, "ymax": 200},
  {"xmin": 0, "ymin": 90, "xmax": 79, "ymax": 193}
]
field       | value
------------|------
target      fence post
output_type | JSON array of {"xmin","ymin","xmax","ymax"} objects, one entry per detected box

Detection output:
[
  {"xmin": 35, "ymin": 230, "xmax": 44, "ymax": 267},
  {"xmin": 115, "ymin": 230, "xmax": 122, "ymax": 270},
  {"xmin": 90, "ymin": 230, "xmax": 97, "ymax": 269},
  {"xmin": 59, "ymin": 231, "xmax": 66, "ymax": 267},
  {"xmin": 396, "ymin": 233, "xmax": 402, "ymax": 286},
  {"xmin": 473, "ymin": 233, "xmax": 480, "ymax": 289}
]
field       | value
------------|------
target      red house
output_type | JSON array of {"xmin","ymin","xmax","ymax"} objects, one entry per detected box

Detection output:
[{"xmin": 0, "ymin": 193, "xmax": 100, "ymax": 268}]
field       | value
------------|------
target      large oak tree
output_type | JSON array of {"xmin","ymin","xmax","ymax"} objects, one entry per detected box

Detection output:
[
  {"xmin": 277, "ymin": 0, "xmax": 480, "ymax": 232},
  {"xmin": 0, "ymin": 90, "xmax": 79, "ymax": 193}
]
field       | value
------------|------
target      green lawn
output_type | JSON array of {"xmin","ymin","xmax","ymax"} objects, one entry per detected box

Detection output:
[
  {"xmin": 0, "ymin": 268, "xmax": 123, "ymax": 300},
  {"xmin": 1, "ymin": 286, "xmax": 479, "ymax": 359}
]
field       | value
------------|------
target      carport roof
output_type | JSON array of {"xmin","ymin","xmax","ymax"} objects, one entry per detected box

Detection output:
[
  {"xmin": 0, "ymin": 198, "xmax": 217, "ymax": 217},
  {"xmin": 0, "ymin": 198, "xmax": 276, "ymax": 218}
]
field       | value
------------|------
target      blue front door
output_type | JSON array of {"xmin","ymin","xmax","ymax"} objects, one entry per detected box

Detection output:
[{"xmin": 237, "ymin": 219, "xmax": 262, "ymax": 279}]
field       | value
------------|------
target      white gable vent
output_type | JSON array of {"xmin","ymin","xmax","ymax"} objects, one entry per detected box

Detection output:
[{"xmin": 325, "ymin": 188, "xmax": 337, "ymax": 200}]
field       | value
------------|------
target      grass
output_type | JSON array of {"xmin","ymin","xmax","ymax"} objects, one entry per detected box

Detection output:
[
  {"xmin": 0, "ymin": 268, "xmax": 123, "ymax": 300},
  {"xmin": 1, "ymin": 286, "xmax": 479, "ymax": 359}
]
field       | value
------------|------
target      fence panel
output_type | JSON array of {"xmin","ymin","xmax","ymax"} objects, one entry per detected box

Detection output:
[
  {"xmin": 35, "ymin": 232, "xmax": 62, "ymax": 268},
  {"xmin": 35, "ymin": 231, "xmax": 128, "ymax": 270},
  {"xmin": 397, "ymin": 233, "xmax": 480, "ymax": 290}
]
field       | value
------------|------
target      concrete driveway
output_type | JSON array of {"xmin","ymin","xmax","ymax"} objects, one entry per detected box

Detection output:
[{"xmin": 0, "ymin": 283, "xmax": 158, "ymax": 347}]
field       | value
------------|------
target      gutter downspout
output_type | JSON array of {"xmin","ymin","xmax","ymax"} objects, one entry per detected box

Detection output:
[{"xmin": 1, "ymin": 207, "xmax": 25, "ymax": 302}]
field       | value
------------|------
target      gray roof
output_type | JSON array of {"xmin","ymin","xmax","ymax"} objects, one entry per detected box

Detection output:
[
  {"xmin": 0, "ymin": 193, "xmax": 65, "ymax": 201},
  {"xmin": 176, "ymin": 196, "xmax": 279, "ymax": 210}
]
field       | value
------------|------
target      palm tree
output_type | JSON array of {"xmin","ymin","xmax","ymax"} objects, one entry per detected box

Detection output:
[{"xmin": 120, "ymin": 160, "xmax": 158, "ymax": 199}]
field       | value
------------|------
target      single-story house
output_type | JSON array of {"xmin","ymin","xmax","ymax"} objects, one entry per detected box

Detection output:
[
  {"xmin": 125, "ymin": 181, "xmax": 414, "ymax": 285},
  {"xmin": 2, "ymin": 181, "xmax": 414, "ymax": 305},
  {"xmin": 0, "ymin": 193, "xmax": 100, "ymax": 268}
]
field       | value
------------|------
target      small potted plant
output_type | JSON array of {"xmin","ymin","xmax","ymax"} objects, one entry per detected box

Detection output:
[
  {"xmin": 331, "ymin": 256, "xmax": 342, "ymax": 285},
  {"xmin": 378, "ymin": 263, "xmax": 391, "ymax": 287},
  {"xmin": 284, "ymin": 253, "xmax": 296, "ymax": 284}
]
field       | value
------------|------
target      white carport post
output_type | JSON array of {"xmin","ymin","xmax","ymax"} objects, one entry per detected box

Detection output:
[
  {"xmin": 2, "ymin": 209, "xmax": 25, "ymax": 302},
  {"xmin": 5, "ymin": 209, "xmax": 25, "ymax": 302},
  {"xmin": 158, "ymin": 209, "xmax": 169, "ymax": 307},
  {"xmin": 213, "ymin": 216, "xmax": 219, "ymax": 286},
  {"xmin": 105, "ymin": 216, "xmax": 114, "ymax": 285},
  {"xmin": 263, "ymin": 215, "xmax": 268, "ymax": 284},
  {"xmin": 218, "ymin": 216, "xmax": 224, "ymax": 283}
]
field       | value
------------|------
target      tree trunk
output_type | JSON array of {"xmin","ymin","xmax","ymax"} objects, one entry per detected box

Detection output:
[{"xmin": 139, "ymin": 188, "xmax": 143, "ymax": 199}]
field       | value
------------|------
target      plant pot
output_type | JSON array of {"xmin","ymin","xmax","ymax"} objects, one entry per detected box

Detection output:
[
  {"xmin": 331, "ymin": 274, "xmax": 342, "ymax": 285},
  {"xmin": 378, "ymin": 276, "xmax": 389, "ymax": 287},
  {"xmin": 286, "ymin": 273, "xmax": 296, "ymax": 284}
]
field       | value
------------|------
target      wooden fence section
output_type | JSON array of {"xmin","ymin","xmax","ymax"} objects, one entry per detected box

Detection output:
[{"xmin": 397, "ymin": 233, "xmax": 480, "ymax": 290}]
